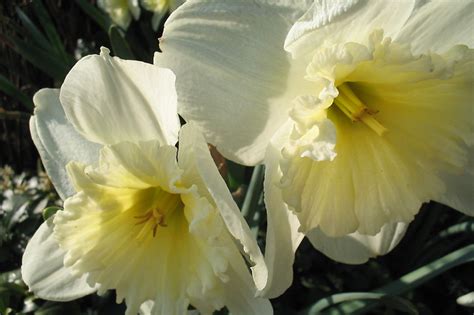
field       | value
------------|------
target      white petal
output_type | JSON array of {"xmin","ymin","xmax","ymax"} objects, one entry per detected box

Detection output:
[
  {"xmin": 220, "ymin": 253, "xmax": 272, "ymax": 315},
  {"xmin": 437, "ymin": 146, "xmax": 474, "ymax": 216},
  {"xmin": 139, "ymin": 300, "xmax": 154, "ymax": 315},
  {"xmin": 139, "ymin": 301, "xmax": 202, "ymax": 315},
  {"xmin": 306, "ymin": 222, "xmax": 407, "ymax": 264},
  {"xmin": 177, "ymin": 122, "xmax": 268, "ymax": 292},
  {"xmin": 128, "ymin": 0, "xmax": 141, "ymax": 20},
  {"xmin": 156, "ymin": 0, "xmax": 313, "ymax": 165},
  {"xmin": 21, "ymin": 218, "xmax": 96, "ymax": 301},
  {"xmin": 395, "ymin": 0, "xmax": 474, "ymax": 55},
  {"xmin": 31, "ymin": 88, "xmax": 101, "ymax": 200},
  {"xmin": 261, "ymin": 135, "xmax": 305, "ymax": 298},
  {"xmin": 457, "ymin": 292, "xmax": 474, "ymax": 307},
  {"xmin": 60, "ymin": 47, "xmax": 179, "ymax": 146},
  {"xmin": 285, "ymin": 0, "xmax": 416, "ymax": 58},
  {"xmin": 98, "ymin": 0, "xmax": 132, "ymax": 29},
  {"xmin": 54, "ymin": 142, "xmax": 234, "ymax": 315}
]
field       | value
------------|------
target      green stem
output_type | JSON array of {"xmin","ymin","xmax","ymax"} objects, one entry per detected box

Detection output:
[
  {"xmin": 241, "ymin": 165, "xmax": 264, "ymax": 234},
  {"xmin": 241, "ymin": 165, "xmax": 264, "ymax": 218},
  {"xmin": 304, "ymin": 245, "xmax": 474, "ymax": 314}
]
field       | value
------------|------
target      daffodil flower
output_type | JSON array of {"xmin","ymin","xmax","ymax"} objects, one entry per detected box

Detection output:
[
  {"xmin": 156, "ymin": 0, "xmax": 474, "ymax": 297},
  {"xmin": 21, "ymin": 48, "xmax": 271, "ymax": 315},
  {"xmin": 98, "ymin": 0, "xmax": 140, "ymax": 29},
  {"xmin": 141, "ymin": 0, "xmax": 185, "ymax": 31}
]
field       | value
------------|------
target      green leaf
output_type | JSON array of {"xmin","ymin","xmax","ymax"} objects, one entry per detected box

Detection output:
[
  {"xmin": 108, "ymin": 25, "xmax": 135, "ymax": 60},
  {"xmin": 227, "ymin": 160, "xmax": 247, "ymax": 190},
  {"xmin": 0, "ymin": 74, "xmax": 34, "ymax": 111},
  {"xmin": 429, "ymin": 221, "xmax": 474, "ymax": 246},
  {"xmin": 0, "ymin": 279, "xmax": 26, "ymax": 315},
  {"xmin": 124, "ymin": 24, "xmax": 154, "ymax": 62},
  {"xmin": 303, "ymin": 292, "xmax": 385, "ymax": 315},
  {"xmin": 35, "ymin": 301, "xmax": 81, "ymax": 315},
  {"xmin": 412, "ymin": 220, "xmax": 474, "ymax": 266},
  {"xmin": 0, "ymin": 283, "xmax": 25, "ymax": 296},
  {"xmin": 42, "ymin": 206, "xmax": 62, "ymax": 221},
  {"xmin": 305, "ymin": 245, "xmax": 474, "ymax": 314},
  {"xmin": 30, "ymin": 0, "xmax": 71, "ymax": 66},
  {"xmin": 74, "ymin": 0, "xmax": 111, "ymax": 33},
  {"xmin": 9, "ymin": 35, "xmax": 69, "ymax": 80},
  {"xmin": 379, "ymin": 296, "xmax": 419, "ymax": 315},
  {"xmin": 15, "ymin": 7, "xmax": 50, "ymax": 51},
  {"xmin": 342, "ymin": 245, "xmax": 474, "ymax": 314}
]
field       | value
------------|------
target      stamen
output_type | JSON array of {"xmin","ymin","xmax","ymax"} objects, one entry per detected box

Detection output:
[
  {"xmin": 133, "ymin": 190, "xmax": 184, "ymax": 240},
  {"xmin": 134, "ymin": 207, "xmax": 166, "ymax": 239},
  {"xmin": 333, "ymin": 83, "xmax": 387, "ymax": 136},
  {"xmin": 134, "ymin": 212, "xmax": 153, "ymax": 225}
]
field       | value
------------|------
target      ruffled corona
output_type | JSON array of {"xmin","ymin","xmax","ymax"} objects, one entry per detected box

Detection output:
[
  {"xmin": 155, "ymin": 0, "xmax": 474, "ymax": 299},
  {"xmin": 53, "ymin": 141, "xmax": 234, "ymax": 315},
  {"xmin": 280, "ymin": 31, "xmax": 473, "ymax": 236},
  {"xmin": 22, "ymin": 47, "xmax": 271, "ymax": 314}
]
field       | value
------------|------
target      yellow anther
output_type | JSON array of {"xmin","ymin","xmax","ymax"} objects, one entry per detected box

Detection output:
[
  {"xmin": 134, "ymin": 207, "xmax": 167, "ymax": 239},
  {"xmin": 333, "ymin": 83, "xmax": 387, "ymax": 136},
  {"xmin": 133, "ymin": 190, "xmax": 183, "ymax": 240}
]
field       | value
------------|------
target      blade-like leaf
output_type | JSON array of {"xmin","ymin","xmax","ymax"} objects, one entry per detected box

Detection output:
[
  {"xmin": 379, "ymin": 296, "xmax": 419, "ymax": 315},
  {"xmin": 0, "ymin": 74, "xmax": 34, "ymax": 111},
  {"xmin": 304, "ymin": 292, "xmax": 385, "ymax": 315},
  {"xmin": 108, "ymin": 25, "xmax": 135, "ymax": 59},
  {"xmin": 15, "ymin": 7, "xmax": 50, "ymax": 51},
  {"xmin": 74, "ymin": 0, "xmax": 111, "ymax": 33},
  {"xmin": 432, "ymin": 221, "xmax": 474, "ymax": 244},
  {"xmin": 9, "ymin": 36, "xmax": 69, "ymax": 80},
  {"xmin": 31, "ymin": 0, "xmax": 71, "ymax": 66},
  {"xmin": 304, "ymin": 245, "xmax": 474, "ymax": 314},
  {"xmin": 42, "ymin": 206, "xmax": 62, "ymax": 221}
]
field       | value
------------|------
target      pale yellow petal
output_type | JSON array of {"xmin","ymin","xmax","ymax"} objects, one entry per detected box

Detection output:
[
  {"xmin": 281, "ymin": 36, "xmax": 473, "ymax": 236},
  {"xmin": 261, "ymin": 131, "xmax": 305, "ymax": 298},
  {"xmin": 21, "ymin": 218, "xmax": 97, "ymax": 301},
  {"xmin": 306, "ymin": 222, "xmax": 407, "ymax": 264},
  {"xmin": 285, "ymin": 0, "xmax": 416, "ymax": 58},
  {"xmin": 53, "ymin": 140, "xmax": 247, "ymax": 314},
  {"xmin": 177, "ymin": 122, "xmax": 268, "ymax": 292},
  {"xmin": 61, "ymin": 48, "xmax": 179, "ymax": 146}
]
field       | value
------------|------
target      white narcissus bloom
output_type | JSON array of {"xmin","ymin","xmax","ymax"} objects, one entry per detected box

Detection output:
[
  {"xmin": 98, "ymin": 0, "xmax": 140, "ymax": 29},
  {"xmin": 141, "ymin": 0, "xmax": 185, "ymax": 31},
  {"xmin": 156, "ymin": 0, "xmax": 474, "ymax": 297},
  {"xmin": 21, "ymin": 47, "xmax": 271, "ymax": 315},
  {"xmin": 457, "ymin": 292, "xmax": 474, "ymax": 307}
]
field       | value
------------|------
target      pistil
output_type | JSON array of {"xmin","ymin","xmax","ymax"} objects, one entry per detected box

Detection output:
[
  {"xmin": 134, "ymin": 208, "xmax": 166, "ymax": 238},
  {"xmin": 134, "ymin": 189, "xmax": 184, "ymax": 240},
  {"xmin": 333, "ymin": 83, "xmax": 387, "ymax": 136}
]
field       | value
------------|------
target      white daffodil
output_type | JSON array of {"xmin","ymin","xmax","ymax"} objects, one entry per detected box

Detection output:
[
  {"xmin": 156, "ymin": 0, "xmax": 474, "ymax": 298},
  {"xmin": 457, "ymin": 292, "xmax": 474, "ymax": 307},
  {"xmin": 21, "ymin": 48, "xmax": 271, "ymax": 315},
  {"xmin": 141, "ymin": 0, "xmax": 185, "ymax": 31},
  {"xmin": 98, "ymin": 0, "xmax": 140, "ymax": 29}
]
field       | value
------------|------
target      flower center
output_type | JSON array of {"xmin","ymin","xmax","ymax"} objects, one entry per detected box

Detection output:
[
  {"xmin": 332, "ymin": 83, "xmax": 387, "ymax": 136},
  {"xmin": 134, "ymin": 188, "xmax": 184, "ymax": 241}
]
